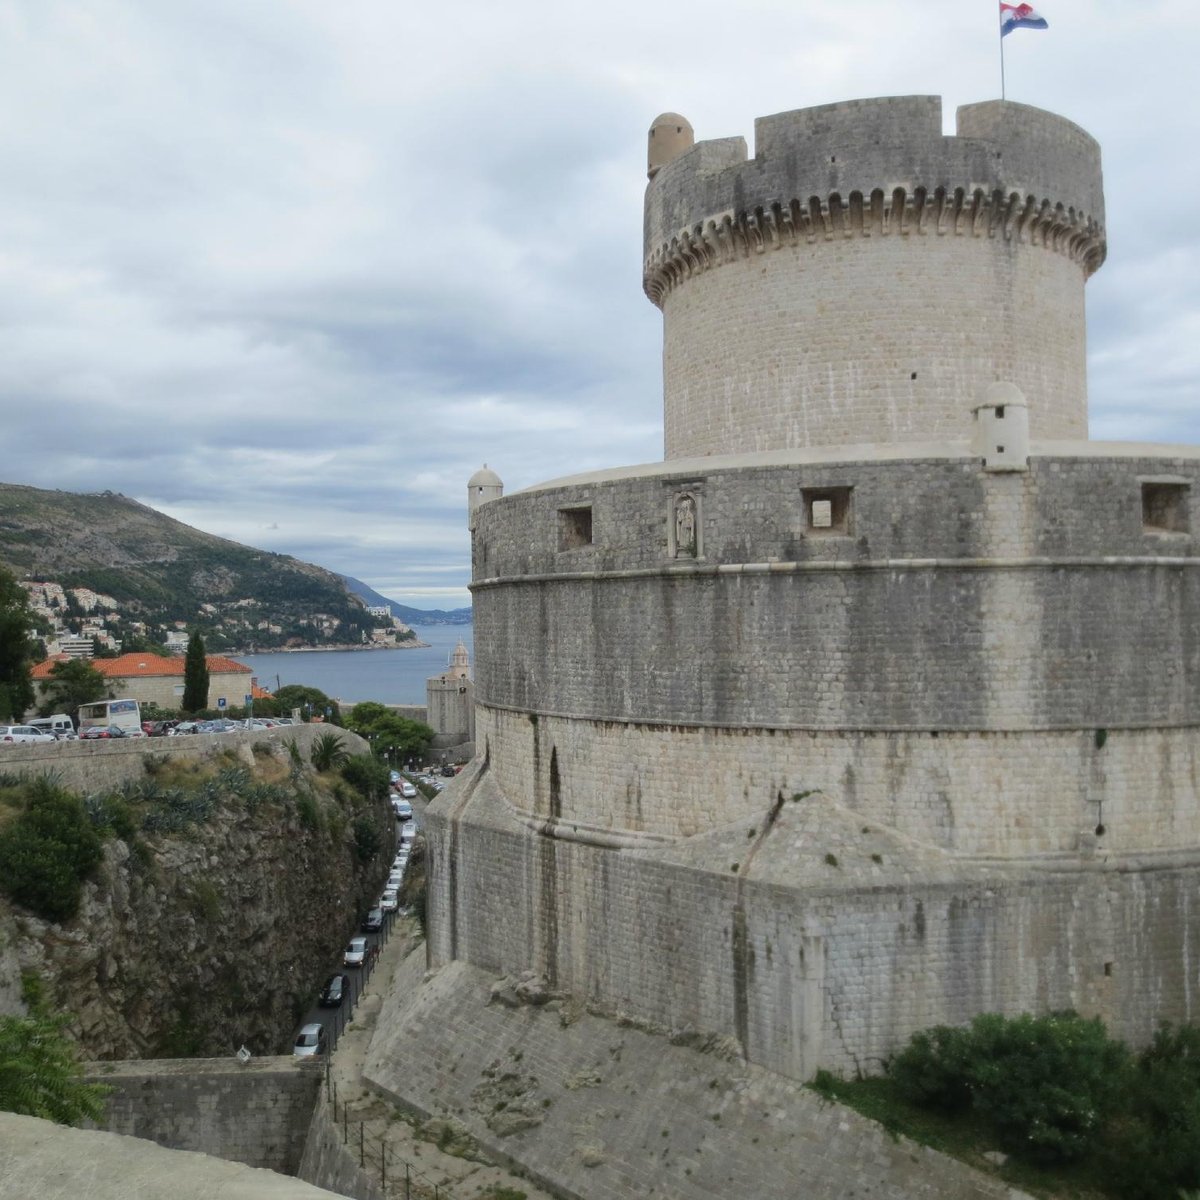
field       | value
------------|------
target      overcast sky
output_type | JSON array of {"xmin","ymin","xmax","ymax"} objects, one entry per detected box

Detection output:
[{"xmin": 1, "ymin": 1, "xmax": 1196, "ymax": 609}]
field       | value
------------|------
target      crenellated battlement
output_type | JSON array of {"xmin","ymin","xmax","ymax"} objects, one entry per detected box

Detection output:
[
  {"xmin": 644, "ymin": 95, "xmax": 1106, "ymax": 289},
  {"xmin": 644, "ymin": 95, "xmax": 1107, "ymax": 458}
]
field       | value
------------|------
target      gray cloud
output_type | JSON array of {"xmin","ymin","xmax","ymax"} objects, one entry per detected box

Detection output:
[{"xmin": 1, "ymin": 0, "xmax": 1197, "ymax": 605}]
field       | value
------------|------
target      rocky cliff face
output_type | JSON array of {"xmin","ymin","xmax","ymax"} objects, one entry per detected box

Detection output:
[{"xmin": 0, "ymin": 739, "xmax": 391, "ymax": 1059}]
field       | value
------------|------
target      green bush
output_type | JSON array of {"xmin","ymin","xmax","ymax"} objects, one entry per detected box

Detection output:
[
  {"xmin": 352, "ymin": 814, "xmax": 381, "ymax": 862},
  {"xmin": 296, "ymin": 790, "xmax": 322, "ymax": 832},
  {"xmin": 340, "ymin": 754, "xmax": 389, "ymax": 802},
  {"xmin": 891, "ymin": 1011, "xmax": 1128, "ymax": 1165},
  {"xmin": 1101, "ymin": 1024, "xmax": 1200, "ymax": 1198},
  {"xmin": 0, "ymin": 1011, "xmax": 108, "ymax": 1124},
  {"xmin": 0, "ymin": 780, "xmax": 103, "ymax": 921}
]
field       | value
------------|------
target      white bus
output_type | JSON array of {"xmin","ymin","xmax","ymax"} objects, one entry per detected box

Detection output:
[{"xmin": 77, "ymin": 698, "xmax": 143, "ymax": 737}]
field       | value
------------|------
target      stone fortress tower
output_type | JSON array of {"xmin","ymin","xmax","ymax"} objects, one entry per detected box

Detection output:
[{"xmin": 430, "ymin": 96, "xmax": 1200, "ymax": 1083}]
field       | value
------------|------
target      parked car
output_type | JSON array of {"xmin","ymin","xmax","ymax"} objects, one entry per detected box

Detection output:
[
  {"xmin": 292, "ymin": 1022, "xmax": 327, "ymax": 1058},
  {"xmin": 80, "ymin": 725, "xmax": 128, "ymax": 739},
  {"xmin": 380, "ymin": 890, "xmax": 399, "ymax": 913},
  {"xmin": 440, "ymin": 765, "xmax": 457, "ymax": 778},
  {"xmin": 172, "ymin": 721, "xmax": 201, "ymax": 735},
  {"xmin": 318, "ymin": 974, "xmax": 350, "ymax": 1008},
  {"xmin": 272, "ymin": 717, "xmax": 296, "ymax": 726},
  {"xmin": 361, "ymin": 907, "xmax": 384, "ymax": 932},
  {"xmin": 146, "ymin": 720, "xmax": 178, "ymax": 737},
  {"xmin": 0, "ymin": 725, "xmax": 57, "ymax": 744},
  {"xmin": 392, "ymin": 798, "xmax": 413, "ymax": 822},
  {"xmin": 399, "ymin": 780, "xmax": 417, "ymax": 799},
  {"xmin": 343, "ymin": 937, "xmax": 368, "ymax": 967},
  {"xmin": 386, "ymin": 873, "xmax": 404, "ymax": 892},
  {"xmin": 389, "ymin": 770, "xmax": 401, "ymax": 784},
  {"xmin": 399, "ymin": 821, "xmax": 417, "ymax": 845}
]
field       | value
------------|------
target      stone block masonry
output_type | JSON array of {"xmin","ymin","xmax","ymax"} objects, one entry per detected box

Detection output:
[
  {"xmin": 84, "ymin": 1056, "xmax": 322, "ymax": 1175},
  {"xmin": 364, "ymin": 947, "xmax": 1033, "ymax": 1200},
  {"xmin": 427, "ymin": 765, "xmax": 1200, "ymax": 1083}
]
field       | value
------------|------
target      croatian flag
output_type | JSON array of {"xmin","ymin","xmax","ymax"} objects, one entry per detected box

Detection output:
[{"xmin": 1000, "ymin": 2, "xmax": 1049, "ymax": 36}]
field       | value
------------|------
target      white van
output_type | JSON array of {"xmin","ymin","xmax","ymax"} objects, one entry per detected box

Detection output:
[{"xmin": 27, "ymin": 714, "xmax": 76, "ymax": 740}]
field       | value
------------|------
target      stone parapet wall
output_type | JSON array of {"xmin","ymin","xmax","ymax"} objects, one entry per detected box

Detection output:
[
  {"xmin": 0, "ymin": 723, "xmax": 367, "ymax": 795},
  {"xmin": 475, "ymin": 704, "xmax": 1200, "ymax": 853},
  {"xmin": 297, "ymin": 1091, "xmax": 383, "ymax": 1200},
  {"xmin": 427, "ymin": 766, "xmax": 1200, "ymax": 1081},
  {"xmin": 84, "ymin": 1056, "xmax": 322, "ymax": 1175}
]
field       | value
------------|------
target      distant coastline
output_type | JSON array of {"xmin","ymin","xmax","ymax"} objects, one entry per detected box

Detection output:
[{"xmin": 231, "ymin": 640, "xmax": 431, "ymax": 655}]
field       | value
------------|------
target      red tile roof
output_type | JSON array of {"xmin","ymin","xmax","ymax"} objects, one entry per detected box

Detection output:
[{"xmin": 31, "ymin": 653, "xmax": 251, "ymax": 680}]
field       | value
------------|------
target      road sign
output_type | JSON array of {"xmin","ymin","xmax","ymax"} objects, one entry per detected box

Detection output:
[{"xmin": 217, "ymin": 698, "xmax": 226, "ymax": 709}]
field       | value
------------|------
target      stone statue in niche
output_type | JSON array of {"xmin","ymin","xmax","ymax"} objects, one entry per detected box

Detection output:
[{"xmin": 674, "ymin": 493, "xmax": 697, "ymax": 557}]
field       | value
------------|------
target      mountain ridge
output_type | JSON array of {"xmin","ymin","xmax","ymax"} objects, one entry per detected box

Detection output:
[
  {"xmin": 338, "ymin": 574, "xmax": 472, "ymax": 625},
  {"xmin": 0, "ymin": 482, "xmax": 387, "ymax": 651}
]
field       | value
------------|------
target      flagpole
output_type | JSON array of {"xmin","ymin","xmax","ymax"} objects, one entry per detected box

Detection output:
[{"xmin": 999, "ymin": 4, "xmax": 1007, "ymax": 100}]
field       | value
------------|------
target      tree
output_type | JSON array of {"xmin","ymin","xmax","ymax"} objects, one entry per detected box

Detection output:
[
  {"xmin": 274, "ymin": 684, "xmax": 340, "ymax": 724},
  {"xmin": 0, "ymin": 567, "xmax": 36, "ymax": 721},
  {"xmin": 345, "ymin": 702, "xmax": 434, "ymax": 761},
  {"xmin": 182, "ymin": 631, "xmax": 209, "ymax": 713},
  {"xmin": 0, "ymin": 1011, "xmax": 108, "ymax": 1125},
  {"xmin": 38, "ymin": 659, "xmax": 108, "ymax": 722}
]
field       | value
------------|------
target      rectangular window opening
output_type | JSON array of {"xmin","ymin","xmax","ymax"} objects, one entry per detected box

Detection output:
[
  {"xmin": 1142, "ymin": 481, "xmax": 1190, "ymax": 534},
  {"xmin": 559, "ymin": 505, "xmax": 593, "ymax": 550},
  {"xmin": 803, "ymin": 486, "xmax": 852, "ymax": 535}
]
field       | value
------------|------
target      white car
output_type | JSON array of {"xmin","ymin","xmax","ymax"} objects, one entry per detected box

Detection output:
[
  {"xmin": 293, "ymin": 1022, "xmax": 327, "ymax": 1058},
  {"xmin": 392, "ymin": 798, "xmax": 413, "ymax": 822},
  {"xmin": 400, "ymin": 821, "xmax": 417, "ymax": 845},
  {"xmin": 400, "ymin": 780, "xmax": 418, "ymax": 799},
  {"xmin": 380, "ymin": 890, "xmax": 399, "ymax": 913},
  {"xmin": 0, "ymin": 725, "xmax": 57, "ymax": 744},
  {"xmin": 343, "ymin": 937, "xmax": 368, "ymax": 968}
]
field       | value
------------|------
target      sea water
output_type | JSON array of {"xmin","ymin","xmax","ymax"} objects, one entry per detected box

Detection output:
[{"xmin": 236, "ymin": 624, "xmax": 474, "ymax": 707}]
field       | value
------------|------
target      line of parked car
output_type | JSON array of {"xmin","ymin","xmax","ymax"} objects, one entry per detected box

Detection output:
[{"xmin": 293, "ymin": 781, "xmax": 420, "ymax": 1059}]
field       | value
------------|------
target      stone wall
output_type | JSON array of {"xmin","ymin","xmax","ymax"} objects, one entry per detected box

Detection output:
[
  {"xmin": 426, "ymin": 765, "xmax": 1200, "ymax": 1082},
  {"xmin": 84, "ymin": 1057, "xmax": 321, "ymax": 1174},
  {"xmin": 643, "ymin": 96, "xmax": 1104, "ymax": 456},
  {"xmin": 0, "ymin": 722, "xmax": 359, "ymax": 795}
]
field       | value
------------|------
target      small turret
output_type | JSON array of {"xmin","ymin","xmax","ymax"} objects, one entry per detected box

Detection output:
[
  {"xmin": 647, "ymin": 112, "xmax": 694, "ymax": 180},
  {"xmin": 467, "ymin": 464, "xmax": 503, "ymax": 531}
]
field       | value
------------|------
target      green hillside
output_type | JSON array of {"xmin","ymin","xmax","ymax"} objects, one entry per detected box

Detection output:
[{"xmin": 0, "ymin": 483, "xmax": 381, "ymax": 651}]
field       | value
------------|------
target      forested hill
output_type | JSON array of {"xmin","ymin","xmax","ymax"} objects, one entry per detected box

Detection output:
[{"xmin": 0, "ymin": 483, "xmax": 378, "ymax": 651}]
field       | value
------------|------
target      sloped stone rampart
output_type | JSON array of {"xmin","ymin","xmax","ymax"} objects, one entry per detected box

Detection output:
[{"xmin": 364, "ymin": 949, "xmax": 1032, "ymax": 1200}]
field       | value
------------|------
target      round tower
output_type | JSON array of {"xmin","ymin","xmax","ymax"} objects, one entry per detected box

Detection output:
[{"xmin": 644, "ymin": 96, "xmax": 1106, "ymax": 458}]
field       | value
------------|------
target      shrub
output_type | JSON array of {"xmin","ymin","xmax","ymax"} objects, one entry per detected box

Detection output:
[
  {"xmin": 310, "ymin": 732, "xmax": 349, "ymax": 772},
  {"xmin": 296, "ymin": 790, "xmax": 322, "ymax": 832},
  {"xmin": 1101, "ymin": 1024, "xmax": 1200, "ymax": 1198},
  {"xmin": 0, "ymin": 1011, "xmax": 109, "ymax": 1124},
  {"xmin": 0, "ymin": 780, "xmax": 103, "ymax": 921},
  {"xmin": 352, "ymin": 814, "xmax": 381, "ymax": 862},
  {"xmin": 891, "ymin": 1011, "xmax": 1128, "ymax": 1164},
  {"xmin": 340, "ymin": 754, "xmax": 389, "ymax": 802}
]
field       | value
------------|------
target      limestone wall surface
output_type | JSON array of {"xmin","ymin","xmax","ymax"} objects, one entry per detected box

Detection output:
[
  {"xmin": 84, "ymin": 1056, "xmax": 321, "ymax": 1174},
  {"xmin": 473, "ymin": 705, "xmax": 1200, "ymax": 853},
  {"xmin": 297, "ymin": 1090, "xmax": 384, "ymax": 1200},
  {"xmin": 427, "ymin": 766, "xmax": 1200, "ymax": 1082},
  {"xmin": 364, "ymin": 948, "xmax": 1032, "ymax": 1200},
  {"xmin": 642, "ymin": 97, "xmax": 1104, "ymax": 456}
]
